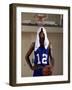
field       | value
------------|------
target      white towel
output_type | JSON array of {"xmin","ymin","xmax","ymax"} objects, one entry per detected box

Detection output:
[{"xmin": 34, "ymin": 27, "xmax": 49, "ymax": 51}]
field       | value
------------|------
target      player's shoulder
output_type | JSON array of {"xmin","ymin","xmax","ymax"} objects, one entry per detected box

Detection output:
[
  {"xmin": 31, "ymin": 42, "xmax": 35, "ymax": 47},
  {"xmin": 30, "ymin": 42, "xmax": 35, "ymax": 49},
  {"xmin": 48, "ymin": 41, "xmax": 52, "ymax": 49}
]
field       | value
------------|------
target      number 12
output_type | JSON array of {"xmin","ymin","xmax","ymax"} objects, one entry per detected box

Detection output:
[{"xmin": 36, "ymin": 54, "xmax": 48, "ymax": 64}]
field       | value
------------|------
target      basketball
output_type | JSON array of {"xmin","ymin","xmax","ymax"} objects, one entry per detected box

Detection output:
[{"xmin": 42, "ymin": 66, "xmax": 52, "ymax": 76}]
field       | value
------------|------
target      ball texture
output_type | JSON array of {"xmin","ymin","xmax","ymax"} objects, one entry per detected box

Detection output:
[{"xmin": 42, "ymin": 66, "xmax": 52, "ymax": 76}]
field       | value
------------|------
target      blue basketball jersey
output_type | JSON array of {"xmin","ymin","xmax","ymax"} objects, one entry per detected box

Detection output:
[{"xmin": 33, "ymin": 47, "xmax": 49, "ymax": 76}]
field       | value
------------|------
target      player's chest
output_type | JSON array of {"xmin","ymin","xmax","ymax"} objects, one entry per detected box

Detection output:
[{"xmin": 35, "ymin": 48, "xmax": 49, "ymax": 64}]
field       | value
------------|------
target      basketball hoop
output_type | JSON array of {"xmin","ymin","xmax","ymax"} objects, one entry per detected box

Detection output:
[{"xmin": 34, "ymin": 14, "xmax": 47, "ymax": 26}]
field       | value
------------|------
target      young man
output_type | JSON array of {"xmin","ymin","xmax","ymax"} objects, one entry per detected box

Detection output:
[{"xmin": 25, "ymin": 27, "xmax": 54, "ymax": 76}]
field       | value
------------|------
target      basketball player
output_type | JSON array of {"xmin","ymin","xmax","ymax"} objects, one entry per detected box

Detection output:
[{"xmin": 25, "ymin": 27, "xmax": 54, "ymax": 76}]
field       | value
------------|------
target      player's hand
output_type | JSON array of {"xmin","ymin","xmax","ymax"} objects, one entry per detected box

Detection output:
[
  {"xmin": 31, "ymin": 65, "xmax": 43, "ymax": 70},
  {"xmin": 31, "ymin": 65, "xmax": 38, "ymax": 70}
]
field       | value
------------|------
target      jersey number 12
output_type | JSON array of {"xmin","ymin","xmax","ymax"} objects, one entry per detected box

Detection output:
[{"xmin": 36, "ymin": 53, "xmax": 48, "ymax": 64}]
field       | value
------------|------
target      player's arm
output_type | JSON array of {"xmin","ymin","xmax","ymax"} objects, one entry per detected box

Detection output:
[
  {"xmin": 48, "ymin": 43, "xmax": 54, "ymax": 67},
  {"xmin": 25, "ymin": 42, "xmax": 35, "ymax": 70}
]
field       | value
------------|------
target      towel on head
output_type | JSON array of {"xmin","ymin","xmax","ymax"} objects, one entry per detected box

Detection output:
[{"xmin": 34, "ymin": 27, "xmax": 49, "ymax": 51}]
